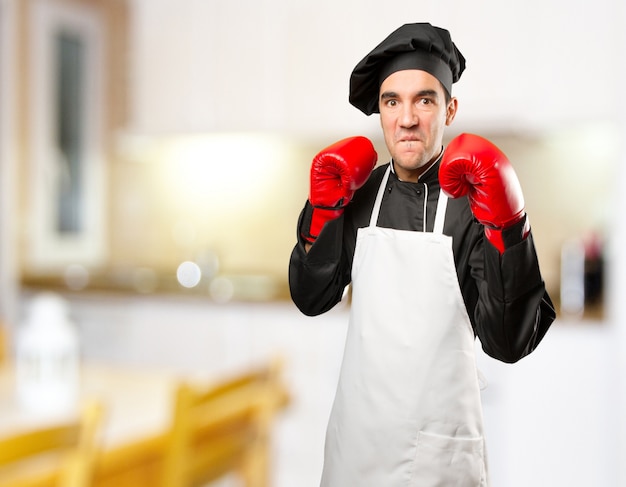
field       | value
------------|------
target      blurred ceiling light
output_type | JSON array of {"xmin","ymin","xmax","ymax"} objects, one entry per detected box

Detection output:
[{"xmin": 176, "ymin": 261, "xmax": 202, "ymax": 288}]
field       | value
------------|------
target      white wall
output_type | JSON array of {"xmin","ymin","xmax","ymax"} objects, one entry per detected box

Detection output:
[
  {"xmin": 609, "ymin": 2, "xmax": 626, "ymax": 482},
  {"xmin": 608, "ymin": 162, "xmax": 626, "ymax": 487},
  {"xmin": 127, "ymin": 0, "xmax": 621, "ymax": 137},
  {"xmin": 608, "ymin": 2, "xmax": 626, "ymax": 484},
  {"xmin": 477, "ymin": 324, "xmax": 618, "ymax": 487},
  {"xmin": 0, "ymin": 0, "xmax": 19, "ymax": 326}
]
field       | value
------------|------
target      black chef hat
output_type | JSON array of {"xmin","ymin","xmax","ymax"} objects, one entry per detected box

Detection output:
[{"xmin": 349, "ymin": 23, "xmax": 466, "ymax": 115}]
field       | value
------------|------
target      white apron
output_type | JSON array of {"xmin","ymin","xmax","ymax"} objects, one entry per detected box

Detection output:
[{"xmin": 320, "ymin": 166, "xmax": 489, "ymax": 487}]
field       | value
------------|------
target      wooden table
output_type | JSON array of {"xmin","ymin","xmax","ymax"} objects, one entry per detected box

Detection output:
[{"xmin": 0, "ymin": 362, "xmax": 183, "ymax": 438}]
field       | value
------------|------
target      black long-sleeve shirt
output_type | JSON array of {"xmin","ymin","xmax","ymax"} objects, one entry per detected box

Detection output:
[{"xmin": 289, "ymin": 159, "xmax": 555, "ymax": 363}]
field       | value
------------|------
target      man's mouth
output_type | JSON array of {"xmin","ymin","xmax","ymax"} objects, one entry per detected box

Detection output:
[{"xmin": 398, "ymin": 135, "xmax": 420, "ymax": 143}]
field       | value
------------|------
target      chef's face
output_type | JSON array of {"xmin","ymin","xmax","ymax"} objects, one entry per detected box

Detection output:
[{"xmin": 379, "ymin": 69, "xmax": 457, "ymax": 182}]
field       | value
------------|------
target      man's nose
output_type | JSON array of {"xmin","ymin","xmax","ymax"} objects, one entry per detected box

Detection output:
[{"xmin": 399, "ymin": 104, "xmax": 418, "ymax": 127}]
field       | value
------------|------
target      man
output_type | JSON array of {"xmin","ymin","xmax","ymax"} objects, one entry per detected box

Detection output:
[{"xmin": 288, "ymin": 23, "xmax": 555, "ymax": 486}]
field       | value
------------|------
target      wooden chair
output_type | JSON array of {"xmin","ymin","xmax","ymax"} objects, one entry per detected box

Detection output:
[
  {"xmin": 0, "ymin": 401, "xmax": 103, "ymax": 487},
  {"xmin": 161, "ymin": 357, "xmax": 289, "ymax": 487}
]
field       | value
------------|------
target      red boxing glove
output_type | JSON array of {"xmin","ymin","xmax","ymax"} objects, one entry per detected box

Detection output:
[
  {"xmin": 439, "ymin": 133, "xmax": 529, "ymax": 253},
  {"xmin": 304, "ymin": 136, "xmax": 377, "ymax": 243}
]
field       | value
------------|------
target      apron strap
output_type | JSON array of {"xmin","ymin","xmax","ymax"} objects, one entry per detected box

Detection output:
[
  {"xmin": 370, "ymin": 164, "xmax": 449, "ymax": 234},
  {"xmin": 433, "ymin": 190, "xmax": 448, "ymax": 235},
  {"xmin": 369, "ymin": 166, "xmax": 391, "ymax": 227}
]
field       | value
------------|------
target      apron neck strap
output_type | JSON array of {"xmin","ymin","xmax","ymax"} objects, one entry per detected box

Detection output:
[
  {"xmin": 369, "ymin": 166, "xmax": 391, "ymax": 227},
  {"xmin": 433, "ymin": 190, "xmax": 448, "ymax": 235},
  {"xmin": 369, "ymin": 165, "xmax": 448, "ymax": 235}
]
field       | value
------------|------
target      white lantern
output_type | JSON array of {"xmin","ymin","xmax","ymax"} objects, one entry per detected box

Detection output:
[{"xmin": 15, "ymin": 292, "xmax": 80, "ymax": 413}]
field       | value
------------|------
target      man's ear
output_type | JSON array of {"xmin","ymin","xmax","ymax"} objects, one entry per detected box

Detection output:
[{"xmin": 446, "ymin": 97, "xmax": 458, "ymax": 126}]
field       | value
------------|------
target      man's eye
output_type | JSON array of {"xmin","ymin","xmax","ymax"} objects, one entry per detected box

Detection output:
[{"xmin": 386, "ymin": 99, "xmax": 397, "ymax": 107}]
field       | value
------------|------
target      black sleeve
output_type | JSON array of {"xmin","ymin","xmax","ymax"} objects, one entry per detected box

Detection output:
[
  {"xmin": 472, "ymin": 218, "xmax": 556, "ymax": 363},
  {"xmin": 288, "ymin": 201, "xmax": 352, "ymax": 316}
]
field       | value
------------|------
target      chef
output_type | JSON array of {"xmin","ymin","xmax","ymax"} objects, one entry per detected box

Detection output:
[{"xmin": 288, "ymin": 22, "xmax": 555, "ymax": 486}]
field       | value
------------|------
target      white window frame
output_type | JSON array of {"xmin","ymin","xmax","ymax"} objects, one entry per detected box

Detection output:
[{"xmin": 27, "ymin": 0, "xmax": 107, "ymax": 272}]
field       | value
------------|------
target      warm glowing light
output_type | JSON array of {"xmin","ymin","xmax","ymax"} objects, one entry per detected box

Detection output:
[
  {"xmin": 158, "ymin": 133, "xmax": 289, "ymax": 210},
  {"xmin": 176, "ymin": 261, "xmax": 202, "ymax": 288}
]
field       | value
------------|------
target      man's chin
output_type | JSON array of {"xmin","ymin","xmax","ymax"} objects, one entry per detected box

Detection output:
[{"xmin": 394, "ymin": 157, "xmax": 427, "ymax": 172}]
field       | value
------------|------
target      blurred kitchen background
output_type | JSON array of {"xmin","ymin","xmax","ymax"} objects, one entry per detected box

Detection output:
[{"xmin": 1, "ymin": 0, "xmax": 626, "ymax": 486}]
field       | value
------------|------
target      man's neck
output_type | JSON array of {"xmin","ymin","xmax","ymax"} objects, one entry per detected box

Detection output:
[{"xmin": 392, "ymin": 147, "xmax": 443, "ymax": 182}]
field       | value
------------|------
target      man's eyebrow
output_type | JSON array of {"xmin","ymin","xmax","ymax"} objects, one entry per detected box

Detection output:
[
  {"xmin": 380, "ymin": 89, "xmax": 440, "ymax": 100},
  {"xmin": 417, "ymin": 89, "xmax": 439, "ymax": 99},
  {"xmin": 380, "ymin": 91, "xmax": 398, "ymax": 100}
]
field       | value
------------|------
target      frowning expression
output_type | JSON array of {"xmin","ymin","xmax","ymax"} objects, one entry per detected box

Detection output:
[{"xmin": 379, "ymin": 69, "xmax": 457, "ymax": 182}]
